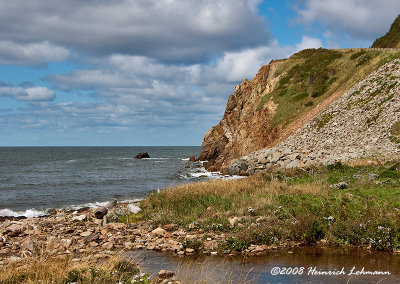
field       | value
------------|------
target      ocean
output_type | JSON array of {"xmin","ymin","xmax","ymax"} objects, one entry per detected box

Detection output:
[{"xmin": 0, "ymin": 146, "xmax": 225, "ymax": 217}]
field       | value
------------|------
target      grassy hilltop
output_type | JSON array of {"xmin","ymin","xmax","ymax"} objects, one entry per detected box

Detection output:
[{"xmin": 372, "ymin": 14, "xmax": 400, "ymax": 48}]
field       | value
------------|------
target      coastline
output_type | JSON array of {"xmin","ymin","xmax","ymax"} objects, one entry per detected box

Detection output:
[
  {"xmin": 2, "ymin": 161, "xmax": 400, "ymax": 262},
  {"xmin": 2, "ymin": 161, "xmax": 400, "ymax": 283}
]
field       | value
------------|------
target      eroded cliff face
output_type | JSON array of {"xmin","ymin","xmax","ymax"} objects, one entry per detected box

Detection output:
[
  {"xmin": 198, "ymin": 60, "xmax": 284, "ymax": 171},
  {"xmin": 198, "ymin": 48, "xmax": 400, "ymax": 172}
]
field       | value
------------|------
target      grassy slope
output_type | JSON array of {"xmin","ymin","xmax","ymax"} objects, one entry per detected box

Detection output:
[
  {"xmin": 138, "ymin": 162, "xmax": 400, "ymax": 252},
  {"xmin": 257, "ymin": 48, "xmax": 400, "ymax": 132},
  {"xmin": 372, "ymin": 14, "xmax": 400, "ymax": 48}
]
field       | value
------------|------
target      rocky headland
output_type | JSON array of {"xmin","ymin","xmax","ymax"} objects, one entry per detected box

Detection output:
[
  {"xmin": 199, "ymin": 48, "xmax": 400, "ymax": 174},
  {"xmin": 228, "ymin": 58, "xmax": 400, "ymax": 175}
]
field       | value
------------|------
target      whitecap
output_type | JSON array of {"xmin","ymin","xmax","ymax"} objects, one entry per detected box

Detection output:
[{"xmin": 0, "ymin": 208, "xmax": 46, "ymax": 218}]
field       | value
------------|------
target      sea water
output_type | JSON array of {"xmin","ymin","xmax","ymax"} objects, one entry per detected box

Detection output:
[{"xmin": 0, "ymin": 146, "xmax": 225, "ymax": 216}]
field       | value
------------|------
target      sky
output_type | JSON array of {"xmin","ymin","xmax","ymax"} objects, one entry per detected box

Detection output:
[{"xmin": 0, "ymin": 0, "xmax": 399, "ymax": 146}]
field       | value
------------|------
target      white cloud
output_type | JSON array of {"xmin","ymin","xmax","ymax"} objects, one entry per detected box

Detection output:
[
  {"xmin": 0, "ymin": 0, "xmax": 270, "ymax": 63},
  {"xmin": 296, "ymin": 0, "xmax": 400, "ymax": 41},
  {"xmin": 0, "ymin": 85, "xmax": 55, "ymax": 101},
  {"xmin": 0, "ymin": 41, "xmax": 69, "ymax": 65},
  {"xmin": 294, "ymin": 36, "xmax": 323, "ymax": 52}
]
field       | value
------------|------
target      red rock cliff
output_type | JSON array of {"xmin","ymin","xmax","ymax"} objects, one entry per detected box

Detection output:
[{"xmin": 198, "ymin": 60, "xmax": 284, "ymax": 171}]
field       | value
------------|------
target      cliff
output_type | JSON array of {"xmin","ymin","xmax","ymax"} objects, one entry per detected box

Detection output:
[
  {"xmin": 199, "ymin": 48, "xmax": 400, "ymax": 171},
  {"xmin": 198, "ymin": 60, "xmax": 284, "ymax": 171},
  {"xmin": 228, "ymin": 58, "xmax": 400, "ymax": 175}
]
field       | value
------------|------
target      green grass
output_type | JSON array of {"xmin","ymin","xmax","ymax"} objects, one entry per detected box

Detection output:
[
  {"xmin": 256, "ymin": 48, "xmax": 400, "ymax": 133},
  {"xmin": 135, "ymin": 162, "xmax": 400, "ymax": 252}
]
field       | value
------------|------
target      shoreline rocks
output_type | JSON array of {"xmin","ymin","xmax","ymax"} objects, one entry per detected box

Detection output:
[{"xmin": 0, "ymin": 202, "xmax": 305, "ymax": 266}]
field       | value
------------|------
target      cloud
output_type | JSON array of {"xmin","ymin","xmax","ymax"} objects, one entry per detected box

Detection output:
[
  {"xmin": 0, "ymin": 84, "xmax": 55, "ymax": 101},
  {"xmin": 296, "ymin": 0, "xmax": 400, "ymax": 41},
  {"xmin": 0, "ymin": 0, "xmax": 270, "ymax": 63},
  {"xmin": 294, "ymin": 36, "xmax": 323, "ymax": 52},
  {"xmin": 42, "ymin": 34, "xmax": 317, "ymax": 135},
  {"xmin": 0, "ymin": 41, "xmax": 69, "ymax": 66}
]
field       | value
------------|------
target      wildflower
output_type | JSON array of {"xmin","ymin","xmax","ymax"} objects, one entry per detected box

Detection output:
[
  {"xmin": 328, "ymin": 216, "xmax": 334, "ymax": 222},
  {"xmin": 248, "ymin": 206, "xmax": 255, "ymax": 214},
  {"xmin": 378, "ymin": 226, "xmax": 384, "ymax": 230},
  {"xmin": 278, "ymin": 206, "xmax": 283, "ymax": 210}
]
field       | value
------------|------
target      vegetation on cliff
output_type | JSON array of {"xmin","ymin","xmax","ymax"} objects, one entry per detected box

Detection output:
[
  {"xmin": 199, "ymin": 47, "xmax": 400, "ymax": 171},
  {"xmin": 138, "ymin": 162, "xmax": 400, "ymax": 253},
  {"xmin": 372, "ymin": 14, "xmax": 400, "ymax": 48},
  {"xmin": 258, "ymin": 48, "xmax": 400, "ymax": 134}
]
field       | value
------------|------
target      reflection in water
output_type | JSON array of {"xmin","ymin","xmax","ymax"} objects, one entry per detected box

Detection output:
[{"xmin": 130, "ymin": 247, "xmax": 400, "ymax": 284}]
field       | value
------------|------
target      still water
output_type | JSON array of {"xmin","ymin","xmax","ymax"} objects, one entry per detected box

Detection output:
[{"xmin": 134, "ymin": 247, "xmax": 400, "ymax": 284}]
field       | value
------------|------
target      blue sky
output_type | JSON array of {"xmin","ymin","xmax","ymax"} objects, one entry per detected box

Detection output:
[{"xmin": 0, "ymin": 0, "xmax": 399, "ymax": 146}]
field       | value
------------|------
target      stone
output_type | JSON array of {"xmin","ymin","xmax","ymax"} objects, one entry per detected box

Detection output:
[
  {"xmin": 152, "ymin": 227, "xmax": 166, "ymax": 236},
  {"xmin": 71, "ymin": 215, "xmax": 86, "ymax": 222},
  {"xmin": 134, "ymin": 152, "xmax": 150, "ymax": 159},
  {"xmin": 228, "ymin": 217, "xmax": 239, "ymax": 226},
  {"xmin": 6, "ymin": 223, "xmax": 24, "ymax": 237},
  {"xmin": 102, "ymin": 242, "xmax": 114, "ymax": 250},
  {"xmin": 227, "ymin": 159, "xmax": 248, "ymax": 175},
  {"xmin": 185, "ymin": 248, "xmax": 195, "ymax": 253},
  {"xmin": 285, "ymin": 160, "xmax": 300, "ymax": 169},
  {"xmin": 158, "ymin": 270, "xmax": 175, "ymax": 279},
  {"xmin": 331, "ymin": 182, "xmax": 349, "ymax": 189},
  {"xmin": 80, "ymin": 231, "xmax": 92, "ymax": 237},
  {"xmin": 106, "ymin": 223, "xmax": 126, "ymax": 230},
  {"xmin": 8, "ymin": 256, "xmax": 22, "ymax": 262},
  {"xmin": 84, "ymin": 233, "xmax": 101, "ymax": 243},
  {"xmin": 189, "ymin": 156, "xmax": 196, "ymax": 162},
  {"xmin": 124, "ymin": 241, "xmax": 134, "ymax": 249},
  {"xmin": 127, "ymin": 204, "xmax": 142, "ymax": 214}
]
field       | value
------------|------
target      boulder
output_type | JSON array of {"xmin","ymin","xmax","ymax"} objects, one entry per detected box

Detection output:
[
  {"xmin": 189, "ymin": 155, "xmax": 196, "ymax": 162},
  {"xmin": 158, "ymin": 270, "xmax": 175, "ymax": 279},
  {"xmin": 134, "ymin": 152, "xmax": 150, "ymax": 159},
  {"xmin": 152, "ymin": 227, "xmax": 166, "ymax": 236},
  {"xmin": 227, "ymin": 159, "xmax": 248, "ymax": 175},
  {"xmin": 127, "ymin": 204, "xmax": 142, "ymax": 214}
]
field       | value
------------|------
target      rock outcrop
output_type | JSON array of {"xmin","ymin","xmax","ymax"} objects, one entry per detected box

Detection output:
[
  {"xmin": 199, "ymin": 44, "xmax": 400, "ymax": 172},
  {"xmin": 198, "ymin": 60, "xmax": 284, "ymax": 171},
  {"xmin": 228, "ymin": 59, "xmax": 400, "ymax": 174}
]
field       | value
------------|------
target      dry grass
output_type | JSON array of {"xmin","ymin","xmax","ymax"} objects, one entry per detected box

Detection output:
[
  {"xmin": 0, "ymin": 253, "xmax": 256, "ymax": 284},
  {"xmin": 175, "ymin": 258, "xmax": 257, "ymax": 284},
  {"xmin": 0, "ymin": 254, "xmax": 142, "ymax": 284}
]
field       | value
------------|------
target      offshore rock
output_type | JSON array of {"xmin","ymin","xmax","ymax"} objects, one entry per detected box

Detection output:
[{"xmin": 134, "ymin": 152, "xmax": 150, "ymax": 159}]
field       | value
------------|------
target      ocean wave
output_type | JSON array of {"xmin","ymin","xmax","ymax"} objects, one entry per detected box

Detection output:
[
  {"xmin": 180, "ymin": 169, "xmax": 245, "ymax": 180},
  {"xmin": 0, "ymin": 208, "xmax": 47, "ymax": 218},
  {"xmin": 0, "ymin": 198, "xmax": 143, "ymax": 218},
  {"xmin": 67, "ymin": 198, "xmax": 142, "ymax": 210}
]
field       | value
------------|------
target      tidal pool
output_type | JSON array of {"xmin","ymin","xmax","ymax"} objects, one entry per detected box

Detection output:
[{"xmin": 131, "ymin": 247, "xmax": 400, "ymax": 284}]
